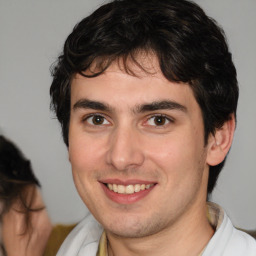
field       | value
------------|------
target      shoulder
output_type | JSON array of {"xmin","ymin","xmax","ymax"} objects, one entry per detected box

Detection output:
[
  {"xmin": 56, "ymin": 213, "xmax": 103, "ymax": 256},
  {"xmin": 224, "ymin": 228, "xmax": 256, "ymax": 256},
  {"xmin": 203, "ymin": 209, "xmax": 256, "ymax": 255},
  {"xmin": 44, "ymin": 223, "xmax": 77, "ymax": 256}
]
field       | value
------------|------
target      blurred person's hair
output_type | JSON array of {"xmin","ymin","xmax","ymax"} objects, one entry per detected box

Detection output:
[{"xmin": 0, "ymin": 135, "xmax": 44, "ymax": 255}]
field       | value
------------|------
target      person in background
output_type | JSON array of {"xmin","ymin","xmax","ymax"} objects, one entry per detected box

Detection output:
[
  {"xmin": 0, "ymin": 135, "xmax": 52, "ymax": 256},
  {"xmin": 50, "ymin": 0, "xmax": 256, "ymax": 255}
]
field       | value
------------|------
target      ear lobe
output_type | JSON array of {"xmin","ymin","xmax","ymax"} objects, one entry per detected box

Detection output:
[{"xmin": 206, "ymin": 114, "xmax": 236, "ymax": 166}]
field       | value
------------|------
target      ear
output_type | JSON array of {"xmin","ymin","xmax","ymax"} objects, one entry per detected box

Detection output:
[{"xmin": 206, "ymin": 114, "xmax": 236, "ymax": 166}]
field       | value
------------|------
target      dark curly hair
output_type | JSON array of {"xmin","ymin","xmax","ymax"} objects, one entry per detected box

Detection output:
[
  {"xmin": 0, "ymin": 135, "xmax": 43, "ymax": 254},
  {"xmin": 50, "ymin": 0, "xmax": 238, "ymax": 194}
]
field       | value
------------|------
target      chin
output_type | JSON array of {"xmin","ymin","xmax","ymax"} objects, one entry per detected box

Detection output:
[{"xmin": 104, "ymin": 215, "xmax": 166, "ymax": 239}]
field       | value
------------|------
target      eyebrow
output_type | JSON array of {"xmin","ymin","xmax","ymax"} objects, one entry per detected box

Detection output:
[
  {"xmin": 73, "ymin": 99, "xmax": 112, "ymax": 112},
  {"xmin": 73, "ymin": 99, "xmax": 187, "ymax": 114},
  {"xmin": 136, "ymin": 100, "xmax": 187, "ymax": 113}
]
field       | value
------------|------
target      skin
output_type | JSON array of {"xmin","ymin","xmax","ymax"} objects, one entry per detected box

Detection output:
[
  {"xmin": 2, "ymin": 186, "xmax": 52, "ymax": 256},
  {"xmin": 68, "ymin": 56, "xmax": 234, "ymax": 256}
]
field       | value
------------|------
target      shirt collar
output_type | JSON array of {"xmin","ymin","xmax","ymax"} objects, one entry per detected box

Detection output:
[
  {"xmin": 97, "ymin": 231, "xmax": 108, "ymax": 256},
  {"xmin": 96, "ymin": 202, "xmax": 224, "ymax": 256}
]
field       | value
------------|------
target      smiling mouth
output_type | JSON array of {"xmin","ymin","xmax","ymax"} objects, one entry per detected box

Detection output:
[{"xmin": 105, "ymin": 183, "xmax": 154, "ymax": 194}]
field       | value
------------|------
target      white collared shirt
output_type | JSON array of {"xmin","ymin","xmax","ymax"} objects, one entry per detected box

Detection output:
[{"xmin": 57, "ymin": 203, "xmax": 256, "ymax": 256}]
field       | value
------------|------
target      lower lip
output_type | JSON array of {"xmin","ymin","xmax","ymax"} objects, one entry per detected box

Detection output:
[{"xmin": 101, "ymin": 183, "xmax": 155, "ymax": 205}]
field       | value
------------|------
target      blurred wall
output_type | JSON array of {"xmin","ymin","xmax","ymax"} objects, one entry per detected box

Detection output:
[{"xmin": 0, "ymin": 0, "xmax": 255, "ymax": 229}]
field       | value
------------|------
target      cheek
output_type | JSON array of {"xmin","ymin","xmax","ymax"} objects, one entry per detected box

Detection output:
[
  {"xmin": 69, "ymin": 137, "xmax": 102, "ymax": 201},
  {"xmin": 145, "ymin": 133, "xmax": 198, "ymax": 166},
  {"xmin": 145, "ymin": 131, "xmax": 205, "ymax": 183},
  {"xmin": 68, "ymin": 133, "xmax": 108, "ymax": 175}
]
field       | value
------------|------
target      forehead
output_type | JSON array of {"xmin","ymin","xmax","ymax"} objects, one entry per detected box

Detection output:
[
  {"xmin": 70, "ymin": 55, "xmax": 198, "ymax": 112},
  {"xmin": 86, "ymin": 51, "xmax": 160, "ymax": 77}
]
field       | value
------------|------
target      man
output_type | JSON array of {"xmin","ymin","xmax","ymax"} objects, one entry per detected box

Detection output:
[{"xmin": 50, "ymin": 0, "xmax": 256, "ymax": 255}]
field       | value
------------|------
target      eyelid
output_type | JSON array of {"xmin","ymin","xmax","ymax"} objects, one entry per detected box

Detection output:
[
  {"xmin": 82, "ymin": 113, "xmax": 111, "ymax": 126},
  {"xmin": 144, "ymin": 114, "xmax": 174, "ymax": 126}
]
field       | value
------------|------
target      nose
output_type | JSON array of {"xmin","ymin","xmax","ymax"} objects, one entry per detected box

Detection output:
[{"xmin": 106, "ymin": 126, "xmax": 145, "ymax": 171}]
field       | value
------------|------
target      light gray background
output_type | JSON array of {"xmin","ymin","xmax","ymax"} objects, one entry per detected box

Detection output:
[{"xmin": 0, "ymin": 0, "xmax": 255, "ymax": 229}]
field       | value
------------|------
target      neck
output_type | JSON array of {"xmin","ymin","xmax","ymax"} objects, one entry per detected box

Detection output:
[{"xmin": 106, "ymin": 203, "xmax": 214, "ymax": 256}]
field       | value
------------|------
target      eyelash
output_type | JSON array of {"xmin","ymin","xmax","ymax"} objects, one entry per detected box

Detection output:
[
  {"xmin": 82, "ymin": 113, "xmax": 174, "ymax": 128},
  {"xmin": 82, "ymin": 113, "xmax": 111, "ymax": 126},
  {"xmin": 145, "ymin": 114, "xmax": 174, "ymax": 127}
]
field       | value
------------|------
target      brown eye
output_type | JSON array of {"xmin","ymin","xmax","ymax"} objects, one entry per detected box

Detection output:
[
  {"xmin": 92, "ymin": 115, "xmax": 104, "ymax": 125},
  {"xmin": 146, "ymin": 115, "xmax": 171, "ymax": 127},
  {"xmin": 86, "ymin": 115, "xmax": 110, "ymax": 126},
  {"xmin": 154, "ymin": 116, "xmax": 167, "ymax": 126}
]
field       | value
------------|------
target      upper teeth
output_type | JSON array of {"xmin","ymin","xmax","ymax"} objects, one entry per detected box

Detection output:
[{"xmin": 107, "ymin": 183, "xmax": 153, "ymax": 194}]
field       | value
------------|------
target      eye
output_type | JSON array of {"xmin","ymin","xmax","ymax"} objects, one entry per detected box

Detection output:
[
  {"xmin": 86, "ymin": 115, "xmax": 110, "ymax": 126},
  {"xmin": 146, "ymin": 115, "xmax": 172, "ymax": 126}
]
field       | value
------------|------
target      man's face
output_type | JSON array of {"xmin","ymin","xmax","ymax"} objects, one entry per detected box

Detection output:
[{"xmin": 68, "ymin": 57, "xmax": 211, "ymax": 238}]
